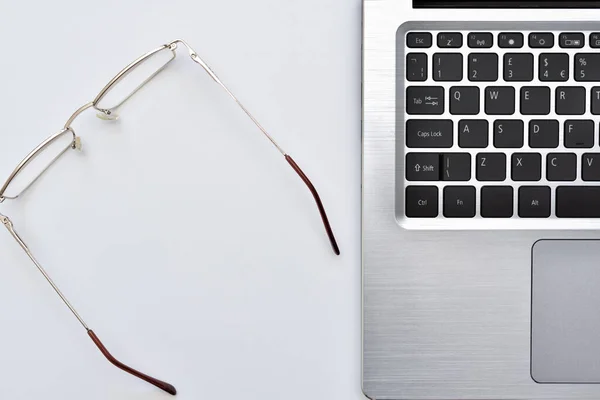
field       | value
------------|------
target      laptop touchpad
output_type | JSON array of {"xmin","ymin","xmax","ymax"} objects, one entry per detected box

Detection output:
[{"xmin": 532, "ymin": 240, "xmax": 600, "ymax": 383}]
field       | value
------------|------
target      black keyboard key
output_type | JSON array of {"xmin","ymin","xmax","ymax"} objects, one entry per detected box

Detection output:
[
  {"xmin": 559, "ymin": 32, "xmax": 584, "ymax": 48},
  {"xmin": 442, "ymin": 153, "xmax": 471, "ymax": 181},
  {"xmin": 406, "ymin": 87, "xmax": 445, "ymax": 115},
  {"xmin": 406, "ymin": 120, "xmax": 453, "ymax": 148},
  {"xmin": 519, "ymin": 186, "xmax": 551, "ymax": 218},
  {"xmin": 438, "ymin": 32, "xmax": 463, "ymax": 48},
  {"xmin": 529, "ymin": 120, "xmax": 559, "ymax": 148},
  {"xmin": 406, "ymin": 53, "xmax": 428, "ymax": 82},
  {"xmin": 504, "ymin": 53, "xmax": 533, "ymax": 81},
  {"xmin": 450, "ymin": 87, "xmax": 480, "ymax": 115},
  {"xmin": 481, "ymin": 186, "xmax": 514, "ymax": 218},
  {"xmin": 512, "ymin": 153, "xmax": 541, "ymax": 181},
  {"xmin": 539, "ymin": 53, "xmax": 569, "ymax": 82},
  {"xmin": 521, "ymin": 87, "xmax": 550, "ymax": 115},
  {"xmin": 556, "ymin": 187, "xmax": 600, "ymax": 218},
  {"xmin": 406, "ymin": 153, "xmax": 440, "ymax": 181},
  {"xmin": 592, "ymin": 87, "xmax": 600, "ymax": 115},
  {"xmin": 405, "ymin": 186, "xmax": 438, "ymax": 217},
  {"xmin": 494, "ymin": 120, "xmax": 524, "ymax": 148},
  {"xmin": 547, "ymin": 153, "xmax": 577, "ymax": 181},
  {"xmin": 556, "ymin": 87, "xmax": 586, "ymax": 115},
  {"xmin": 582, "ymin": 153, "xmax": 600, "ymax": 181},
  {"xmin": 485, "ymin": 87, "xmax": 515, "ymax": 115},
  {"xmin": 477, "ymin": 153, "xmax": 506, "ymax": 181},
  {"xmin": 575, "ymin": 54, "xmax": 600, "ymax": 81},
  {"xmin": 564, "ymin": 120, "xmax": 594, "ymax": 148},
  {"xmin": 433, "ymin": 53, "xmax": 463, "ymax": 82},
  {"xmin": 591, "ymin": 33, "xmax": 600, "ymax": 48},
  {"xmin": 468, "ymin": 32, "xmax": 493, "ymax": 48},
  {"xmin": 499, "ymin": 33, "xmax": 524, "ymax": 49},
  {"xmin": 459, "ymin": 120, "xmax": 489, "ymax": 148},
  {"xmin": 444, "ymin": 186, "xmax": 476, "ymax": 218},
  {"xmin": 469, "ymin": 53, "xmax": 498, "ymax": 82},
  {"xmin": 407, "ymin": 32, "xmax": 432, "ymax": 48},
  {"xmin": 529, "ymin": 33, "xmax": 554, "ymax": 48}
]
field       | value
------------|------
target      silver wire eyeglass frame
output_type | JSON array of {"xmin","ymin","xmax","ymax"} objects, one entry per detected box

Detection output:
[{"xmin": 0, "ymin": 39, "xmax": 339, "ymax": 395}]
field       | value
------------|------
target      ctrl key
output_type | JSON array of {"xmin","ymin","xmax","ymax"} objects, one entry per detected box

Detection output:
[{"xmin": 406, "ymin": 186, "xmax": 439, "ymax": 218}]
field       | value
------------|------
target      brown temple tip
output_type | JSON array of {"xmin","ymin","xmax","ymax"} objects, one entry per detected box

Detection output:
[
  {"xmin": 87, "ymin": 330, "xmax": 177, "ymax": 395},
  {"xmin": 285, "ymin": 154, "xmax": 340, "ymax": 255}
]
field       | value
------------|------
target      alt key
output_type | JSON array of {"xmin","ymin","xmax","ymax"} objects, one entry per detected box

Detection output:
[{"xmin": 406, "ymin": 186, "xmax": 439, "ymax": 218}]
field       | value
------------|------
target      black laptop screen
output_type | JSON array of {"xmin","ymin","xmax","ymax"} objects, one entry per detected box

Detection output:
[{"xmin": 414, "ymin": 0, "xmax": 600, "ymax": 7}]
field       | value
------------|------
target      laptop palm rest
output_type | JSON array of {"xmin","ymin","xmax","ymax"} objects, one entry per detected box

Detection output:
[{"xmin": 532, "ymin": 240, "xmax": 600, "ymax": 383}]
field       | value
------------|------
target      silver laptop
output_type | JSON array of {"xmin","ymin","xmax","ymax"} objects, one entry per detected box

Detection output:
[{"xmin": 363, "ymin": 1, "xmax": 600, "ymax": 399}]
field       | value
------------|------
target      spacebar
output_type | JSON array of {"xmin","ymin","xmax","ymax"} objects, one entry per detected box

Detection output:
[{"xmin": 556, "ymin": 187, "xmax": 600, "ymax": 217}]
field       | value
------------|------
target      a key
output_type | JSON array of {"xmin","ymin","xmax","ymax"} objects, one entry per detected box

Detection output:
[
  {"xmin": 592, "ymin": 87, "xmax": 600, "ymax": 115},
  {"xmin": 477, "ymin": 153, "xmax": 506, "ymax": 181},
  {"xmin": 444, "ymin": 186, "xmax": 476, "ymax": 218},
  {"xmin": 481, "ymin": 186, "xmax": 514, "ymax": 218},
  {"xmin": 559, "ymin": 32, "xmax": 584, "ymax": 48},
  {"xmin": 469, "ymin": 53, "xmax": 498, "ymax": 82},
  {"xmin": 519, "ymin": 186, "xmax": 551, "ymax": 218},
  {"xmin": 529, "ymin": 120, "xmax": 559, "ymax": 148},
  {"xmin": 539, "ymin": 53, "xmax": 569, "ymax": 82},
  {"xmin": 406, "ymin": 53, "xmax": 427, "ymax": 82},
  {"xmin": 512, "ymin": 153, "xmax": 541, "ymax": 181},
  {"xmin": 459, "ymin": 120, "xmax": 488, "ymax": 148},
  {"xmin": 591, "ymin": 33, "xmax": 600, "ymax": 49},
  {"xmin": 556, "ymin": 87, "xmax": 586, "ymax": 115},
  {"xmin": 494, "ymin": 120, "xmax": 524, "ymax": 148},
  {"xmin": 575, "ymin": 54, "xmax": 600, "ymax": 82},
  {"xmin": 438, "ymin": 32, "xmax": 462, "ymax": 48},
  {"xmin": 468, "ymin": 32, "xmax": 493, "ymax": 48},
  {"xmin": 406, "ymin": 87, "xmax": 445, "ymax": 115},
  {"xmin": 406, "ymin": 153, "xmax": 440, "ymax": 181},
  {"xmin": 406, "ymin": 120, "xmax": 453, "ymax": 148},
  {"xmin": 485, "ymin": 87, "xmax": 515, "ymax": 115},
  {"xmin": 433, "ymin": 53, "xmax": 463, "ymax": 82},
  {"xmin": 499, "ymin": 33, "xmax": 524, "ymax": 49},
  {"xmin": 405, "ymin": 186, "xmax": 438, "ymax": 217},
  {"xmin": 547, "ymin": 153, "xmax": 577, "ymax": 181},
  {"xmin": 582, "ymin": 153, "xmax": 600, "ymax": 181},
  {"xmin": 442, "ymin": 153, "xmax": 471, "ymax": 181},
  {"xmin": 556, "ymin": 187, "xmax": 600, "ymax": 218},
  {"xmin": 529, "ymin": 33, "xmax": 554, "ymax": 49},
  {"xmin": 407, "ymin": 32, "xmax": 432, "ymax": 48},
  {"xmin": 504, "ymin": 53, "xmax": 533, "ymax": 81},
  {"xmin": 521, "ymin": 87, "xmax": 550, "ymax": 115},
  {"xmin": 450, "ymin": 87, "xmax": 479, "ymax": 115},
  {"xmin": 564, "ymin": 120, "xmax": 594, "ymax": 148}
]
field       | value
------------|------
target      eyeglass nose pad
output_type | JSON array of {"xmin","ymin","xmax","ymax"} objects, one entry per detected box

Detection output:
[
  {"xmin": 96, "ymin": 110, "xmax": 119, "ymax": 121},
  {"xmin": 73, "ymin": 136, "xmax": 82, "ymax": 151}
]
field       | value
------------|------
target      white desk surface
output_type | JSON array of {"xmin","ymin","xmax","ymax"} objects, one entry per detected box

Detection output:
[{"xmin": 0, "ymin": 1, "xmax": 362, "ymax": 399}]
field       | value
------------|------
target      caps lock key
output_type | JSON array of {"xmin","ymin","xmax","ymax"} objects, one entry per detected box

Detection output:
[{"xmin": 406, "ymin": 120, "xmax": 453, "ymax": 148}]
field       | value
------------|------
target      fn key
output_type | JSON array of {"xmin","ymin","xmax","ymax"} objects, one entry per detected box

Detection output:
[{"xmin": 406, "ymin": 186, "xmax": 438, "ymax": 217}]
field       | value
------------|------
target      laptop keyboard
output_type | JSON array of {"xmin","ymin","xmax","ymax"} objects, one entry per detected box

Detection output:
[{"xmin": 401, "ymin": 28, "xmax": 600, "ymax": 223}]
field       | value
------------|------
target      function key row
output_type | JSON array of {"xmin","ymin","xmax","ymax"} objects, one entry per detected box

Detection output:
[
  {"xmin": 407, "ymin": 53, "xmax": 600, "ymax": 82},
  {"xmin": 406, "ymin": 86, "xmax": 600, "ymax": 116},
  {"xmin": 406, "ymin": 152, "xmax": 600, "ymax": 182},
  {"xmin": 406, "ymin": 185, "xmax": 600, "ymax": 219},
  {"xmin": 407, "ymin": 32, "xmax": 600, "ymax": 49}
]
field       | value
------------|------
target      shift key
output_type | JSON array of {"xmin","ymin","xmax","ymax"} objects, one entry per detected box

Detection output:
[
  {"xmin": 407, "ymin": 86, "xmax": 445, "ymax": 114},
  {"xmin": 406, "ymin": 119, "xmax": 453, "ymax": 148}
]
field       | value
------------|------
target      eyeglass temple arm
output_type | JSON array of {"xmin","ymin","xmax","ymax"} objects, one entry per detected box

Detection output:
[
  {"xmin": 0, "ymin": 214, "xmax": 176, "ymax": 395},
  {"xmin": 170, "ymin": 39, "xmax": 340, "ymax": 255}
]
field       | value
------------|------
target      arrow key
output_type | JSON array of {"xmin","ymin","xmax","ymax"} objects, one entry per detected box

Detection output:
[{"xmin": 406, "ymin": 153, "xmax": 440, "ymax": 181}]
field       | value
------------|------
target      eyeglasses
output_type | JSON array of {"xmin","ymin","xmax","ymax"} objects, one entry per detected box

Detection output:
[{"xmin": 0, "ymin": 39, "xmax": 339, "ymax": 395}]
